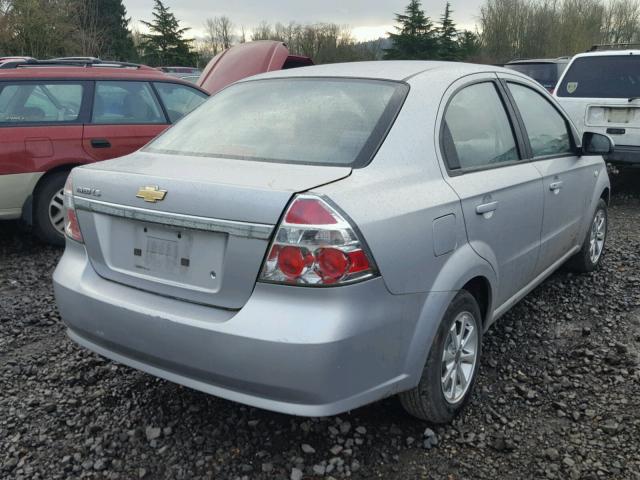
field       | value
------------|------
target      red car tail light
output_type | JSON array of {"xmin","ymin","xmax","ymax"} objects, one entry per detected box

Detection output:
[
  {"xmin": 259, "ymin": 195, "xmax": 377, "ymax": 286},
  {"xmin": 63, "ymin": 175, "xmax": 83, "ymax": 243}
]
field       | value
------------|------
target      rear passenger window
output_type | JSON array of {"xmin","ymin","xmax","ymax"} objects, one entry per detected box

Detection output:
[
  {"xmin": 0, "ymin": 83, "xmax": 83, "ymax": 123},
  {"xmin": 508, "ymin": 83, "xmax": 572, "ymax": 158},
  {"xmin": 153, "ymin": 82, "xmax": 207, "ymax": 123},
  {"xmin": 92, "ymin": 81, "xmax": 164, "ymax": 124},
  {"xmin": 443, "ymin": 82, "xmax": 519, "ymax": 170}
]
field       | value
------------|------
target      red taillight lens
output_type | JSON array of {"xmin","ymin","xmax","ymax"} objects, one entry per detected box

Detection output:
[
  {"xmin": 316, "ymin": 248, "xmax": 349, "ymax": 282},
  {"xmin": 259, "ymin": 195, "xmax": 377, "ymax": 286},
  {"xmin": 63, "ymin": 175, "xmax": 83, "ymax": 243},
  {"xmin": 285, "ymin": 198, "xmax": 337, "ymax": 225},
  {"xmin": 278, "ymin": 246, "xmax": 312, "ymax": 278}
]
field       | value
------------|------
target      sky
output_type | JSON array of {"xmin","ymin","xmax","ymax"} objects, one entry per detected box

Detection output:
[{"xmin": 122, "ymin": 0, "xmax": 484, "ymax": 42}]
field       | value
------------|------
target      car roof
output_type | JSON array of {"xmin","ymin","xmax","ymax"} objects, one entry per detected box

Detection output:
[
  {"xmin": 572, "ymin": 49, "xmax": 640, "ymax": 58},
  {"xmin": 0, "ymin": 65, "xmax": 196, "ymax": 84},
  {"xmin": 506, "ymin": 57, "xmax": 570, "ymax": 64},
  {"xmin": 243, "ymin": 60, "xmax": 519, "ymax": 83}
]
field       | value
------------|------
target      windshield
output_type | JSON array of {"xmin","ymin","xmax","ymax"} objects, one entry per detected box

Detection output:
[
  {"xmin": 146, "ymin": 78, "xmax": 408, "ymax": 167},
  {"xmin": 557, "ymin": 55, "xmax": 640, "ymax": 98},
  {"xmin": 504, "ymin": 63, "xmax": 561, "ymax": 88}
]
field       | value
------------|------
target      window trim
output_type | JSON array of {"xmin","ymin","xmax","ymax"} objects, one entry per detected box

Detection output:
[
  {"xmin": 0, "ymin": 79, "xmax": 91, "ymax": 127},
  {"xmin": 151, "ymin": 81, "xmax": 208, "ymax": 124},
  {"xmin": 501, "ymin": 80, "xmax": 579, "ymax": 161},
  {"xmin": 89, "ymin": 79, "xmax": 168, "ymax": 126},
  {"xmin": 439, "ymin": 78, "xmax": 527, "ymax": 177},
  {"xmin": 145, "ymin": 76, "xmax": 411, "ymax": 169}
]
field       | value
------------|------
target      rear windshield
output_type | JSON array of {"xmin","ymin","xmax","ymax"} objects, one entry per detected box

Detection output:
[
  {"xmin": 504, "ymin": 63, "xmax": 561, "ymax": 87},
  {"xmin": 557, "ymin": 55, "xmax": 640, "ymax": 98},
  {"xmin": 145, "ymin": 78, "xmax": 408, "ymax": 167}
]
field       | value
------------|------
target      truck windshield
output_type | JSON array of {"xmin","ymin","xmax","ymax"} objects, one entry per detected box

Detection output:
[{"xmin": 146, "ymin": 77, "xmax": 408, "ymax": 167}]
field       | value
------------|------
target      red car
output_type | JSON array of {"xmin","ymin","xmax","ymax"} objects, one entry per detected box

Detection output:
[
  {"xmin": 1, "ymin": 43, "xmax": 313, "ymax": 245},
  {"xmin": 0, "ymin": 59, "xmax": 208, "ymax": 244}
]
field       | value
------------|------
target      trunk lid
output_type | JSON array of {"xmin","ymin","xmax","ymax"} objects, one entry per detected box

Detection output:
[
  {"xmin": 197, "ymin": 40, "xmax": 313, "ymax": 95},
  {"xmin": 72, "ymin": 151, "xmax": 350, "ymax": 309}
]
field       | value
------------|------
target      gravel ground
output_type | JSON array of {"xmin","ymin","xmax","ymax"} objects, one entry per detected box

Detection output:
[{"xmin": 1, "ymin": 171, "xmax": 639, "ymax": 480}]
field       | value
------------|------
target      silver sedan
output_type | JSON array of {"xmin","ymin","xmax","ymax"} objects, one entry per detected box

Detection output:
[{"xmin": 54, "ymin": 61, "xmax": 611, "ymax": 423}]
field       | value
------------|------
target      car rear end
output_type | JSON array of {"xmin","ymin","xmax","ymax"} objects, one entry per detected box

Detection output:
[
  {"xmin": 555, "ymin": 51, "xmax": 640, "ymax": 167},
  {"xmin": 53, "ymin": 75, "xmax": 426, "ymax": 415}
]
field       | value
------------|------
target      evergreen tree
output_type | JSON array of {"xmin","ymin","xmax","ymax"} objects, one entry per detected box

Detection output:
[
  {"xmin": 437, "ymin": 2, "xmax": 459, "ymax": 60},
  {"xmin": 384, "ymin": 0, "xmax": 438, "ymax": 59},
  {"xmin": 140, "ymin": 0, "xmax": 195, "ymax": 66},
  {"xmin": 457, "ymin": 30, "xmax": 481, "ymax": 60},
  {"xmin": 96, "ymin": 0, "xmax": 136, "ymax": 61}
]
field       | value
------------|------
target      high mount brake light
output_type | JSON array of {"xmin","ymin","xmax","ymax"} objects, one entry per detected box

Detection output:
[
  {"xmin": 259, "ymin": 195, "xmax": 377, "ymax": 286},
  {"xmin": 63, "ymin": 175, "xmax": 83, "ymax": 243}
]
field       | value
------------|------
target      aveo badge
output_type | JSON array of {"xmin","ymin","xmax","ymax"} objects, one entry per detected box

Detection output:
[{"xmin": 566, "ymin": 82, "xmax": 578, "ymax": 94}]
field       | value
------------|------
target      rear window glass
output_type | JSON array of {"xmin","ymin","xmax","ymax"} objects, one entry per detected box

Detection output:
[
  {"xmin": 557, "ymin": 55, "xmax": 640, "ymax": 98},
  {"xmin": 145, "ymin": 78, "xmax": 408, "ymax": 167},
  {"xmin": 504, "ymin": 63, "xmax": 561, "ymax": 88}
]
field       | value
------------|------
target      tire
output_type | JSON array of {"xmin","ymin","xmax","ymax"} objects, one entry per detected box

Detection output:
[
  {"xmin": 567, "ymin": 199, "xmax": 608, "ymax": 273},
  {"xmin": 400, "ymin": 290, "xmax": 482, "ymax": 423},
  {"xmin": 33, "ymin": 171, "xmax": 69, "ymax": 247}
]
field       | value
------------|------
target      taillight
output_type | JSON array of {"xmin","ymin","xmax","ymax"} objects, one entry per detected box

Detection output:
[
  {"xmin": 259, "ymin": 195, "xmax": 377, "ymax": 286},
  {"xmin": 63, "ymin": 175, "xmax": 83, "ymax": 243}
]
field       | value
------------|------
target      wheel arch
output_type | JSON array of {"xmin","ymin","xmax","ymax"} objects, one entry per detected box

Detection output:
[
  {"xmin": 400, "ymin": 247, "xmax": 497, "ymax": 391},
  {"xmin": 461, "ymin": 275, "xmax": 492, "ymax": 329}
]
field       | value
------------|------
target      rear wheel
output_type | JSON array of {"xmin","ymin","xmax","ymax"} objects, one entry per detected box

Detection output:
[
  {"xmin": 400, "ymin": 290, "xmax": 482, "ymax": 423},
  {"xmin": 33, "ymin": 171, "xmax": 69, "ymax": 246},
  {"xmin": 567, "ymin": 199, "xmax": 607, "ymax": 273}
]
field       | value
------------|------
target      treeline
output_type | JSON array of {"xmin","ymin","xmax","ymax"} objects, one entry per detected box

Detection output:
[
  {"xmin": 197, "ymin": 1, "xmax": 480, "ymax": 65},
  {"xmin": 4, "ymin": 0, "xmax": 640, "ymax": 67},
  {"xmin": 0, "ymin": 0, "xmax": 136, "ymax": 60},
  {"xmin": 480, "ymin": 0, "xmax": 640, "ymax": 63},
  {"xmin": 0, "ymin": 0, "xmax": 480, "ymax": 67},
  {"xmin": 197, "ymin": 19, "xmax": 387, "ymax": 64}
]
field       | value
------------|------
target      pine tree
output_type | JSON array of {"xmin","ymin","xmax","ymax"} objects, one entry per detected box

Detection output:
[
  {"xmin": 384, "ymin": 0, "xmax": 438, "ymax": 60},
  {"xmin": 437, "ymin": 2, "xmax": 459, "ymax": 60},
  {"xmin": 458, "ymin": 30, "xmax": 481, "ymax": 60},
  {"xmin": 96, "ymin": 0, "xmax": 136, "ymax": 61},
  {"xmin": 140, "ymin": 0, "xmax": 195, "ymax": 66}
]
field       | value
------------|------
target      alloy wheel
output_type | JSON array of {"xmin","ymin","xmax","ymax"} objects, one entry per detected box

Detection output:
[
  {"xmin": 441, "ymin": 311, "xmax": 479, "ymax": 404},
  {"xmin": 589, "ymin": 209, "xmax": 606, "ymax": 264},
  {"xmin": 48, "ymin": 188, "xmax": 65, "ymax": 234}
]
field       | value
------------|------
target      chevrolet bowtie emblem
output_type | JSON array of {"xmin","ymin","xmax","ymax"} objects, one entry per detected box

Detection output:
[{"xmin": 136, "ymin": 186, "xmax": 167, "ymax": 203}]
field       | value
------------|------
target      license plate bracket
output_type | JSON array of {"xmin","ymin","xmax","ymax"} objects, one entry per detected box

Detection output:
[
  {"xmin": 608, "ymin": 108, "xmax": 633, "ymax": 124},
  {"xmin": 134, "ymin": 224, "xmax": 192, "ymax": 274}
]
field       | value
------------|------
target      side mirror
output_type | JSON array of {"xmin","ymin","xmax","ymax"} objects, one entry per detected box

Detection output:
[{"xmin": 581, "ymin": 132, "xmax": 615, "ymax": 156}]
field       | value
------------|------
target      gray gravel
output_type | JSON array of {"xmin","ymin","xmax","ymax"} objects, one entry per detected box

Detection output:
[{"xmin": 1, "ymin": 171, "xmax": 639, "ymax": 480}]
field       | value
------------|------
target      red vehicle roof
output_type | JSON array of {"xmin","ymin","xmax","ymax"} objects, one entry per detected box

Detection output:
[{"xmin": 0, "ymin": 65, "xmax": 197, "ymax": 85}]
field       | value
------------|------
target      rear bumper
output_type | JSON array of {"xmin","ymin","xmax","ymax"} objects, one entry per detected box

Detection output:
[
  {"xmin": 53, "ymin": 240, "xmax": 447, "ymax": 416},
  {"xmin": 606, "ymin": 145, "xmax": 640, "ymax": 166}
]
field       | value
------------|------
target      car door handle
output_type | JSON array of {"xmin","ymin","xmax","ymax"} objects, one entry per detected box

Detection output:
[
  {"xmin": 90, "ymin": 138, "xmax": 111, "ymax": 149},
  {"xmin": 475, "ymin": 201, "xmax": 499, "ymax": 214},
  {"xmin": 549, "ymin": 181, "xmax": 564, "ymax": 191}
]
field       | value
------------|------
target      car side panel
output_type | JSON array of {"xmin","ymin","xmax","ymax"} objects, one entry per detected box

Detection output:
[
  {"xmin": 0, "ymin": 171, "xmax": 43, "ymax": 218},
  {"xmin": 0, "ymin": 125, "xmax": 86, "ymax": 175},
  {"xmin": 580, "ymin": 167, "xmax": 611, "ymax": 240},
  {"xmin": 81, "ymin": 124, "xmax": 167, "ymax": 161},
  {"xmin": 532, "ymin": 156, "xmax": 599, "ymax": 275}
]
